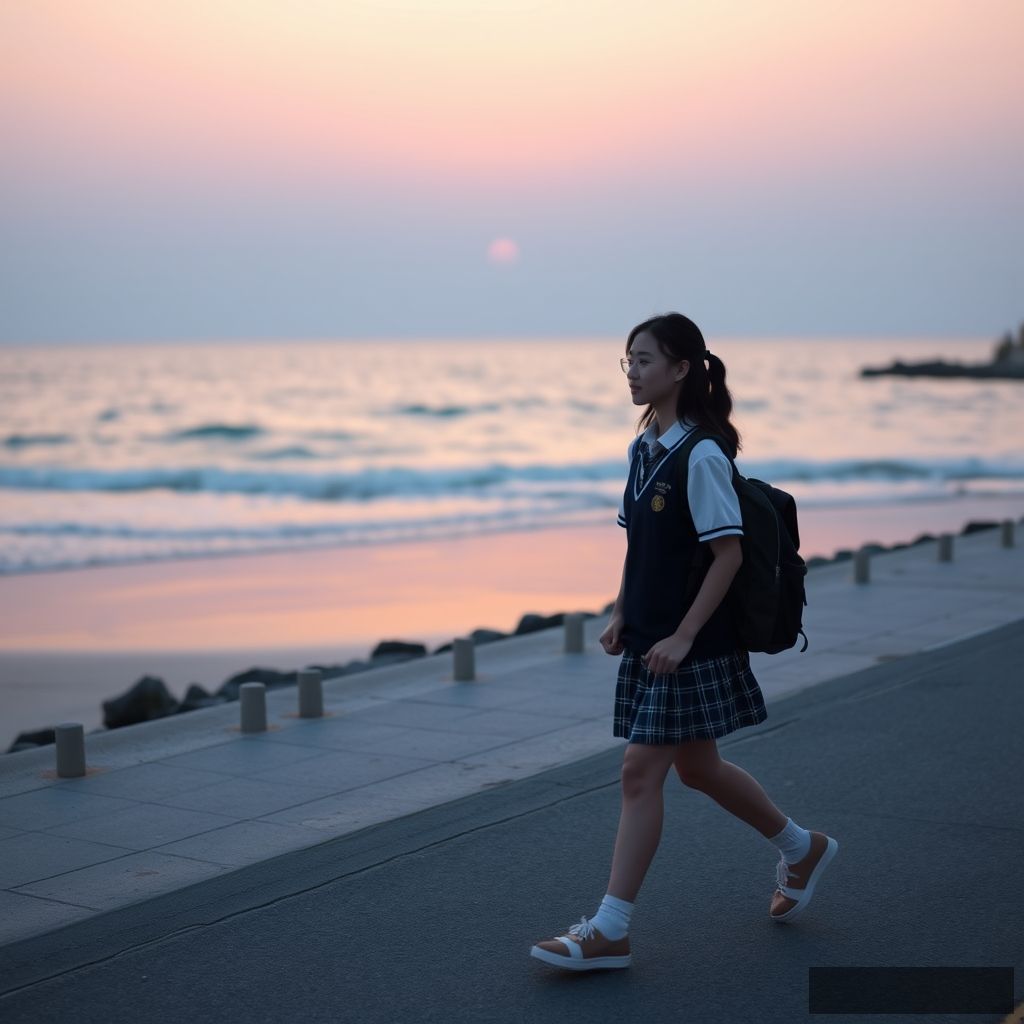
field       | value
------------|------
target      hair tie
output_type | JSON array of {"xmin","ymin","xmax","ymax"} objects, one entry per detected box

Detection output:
[{"xmin": 704, "ymin": 349, "xmax": 712, "ymax": 360}]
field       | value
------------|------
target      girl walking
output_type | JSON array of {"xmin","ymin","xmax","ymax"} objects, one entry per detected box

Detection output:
[{"xmin": 530, "ymin": 313, "xmax": 838, "ymax": 972}]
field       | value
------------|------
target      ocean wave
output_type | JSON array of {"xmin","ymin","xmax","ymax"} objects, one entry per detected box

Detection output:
[
  {"xmin": 3, "ymin": 433, "xmax": 73, "ymax": 448},
  {"xmin": 251, "ymin": 446, "xmax": 321, "ymax": 460},
  {"xmin": 164, "ymin": 423, "xmax": 265, "ymax": 441},
  {"xmin": 747, "ymin": 457, "xmax": 985, "ymax": 482},
  {"xmin": 395, "ymin": 402, "xmax": 502, "ymax": 417},
  {"xmin": 0, "ymin": 456, "xmax": 1023, "ymax": 499},
  {"xmin": 0, "ymin": 506, "xmax": 603, "ymax": 575}
]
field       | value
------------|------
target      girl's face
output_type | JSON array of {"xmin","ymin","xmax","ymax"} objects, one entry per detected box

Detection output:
[{"xmin": 624, "ymin": 330, "xmax": 688, "ymax": 407}]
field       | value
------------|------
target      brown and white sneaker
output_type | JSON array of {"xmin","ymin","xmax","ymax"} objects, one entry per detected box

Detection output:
[
  {"xmin": 770, "ymin": 830, "xmax": 839, "ymax": 923},
  {"xmin": 530, "ymin": 916, "xmax": 632, "ymax": 971}
]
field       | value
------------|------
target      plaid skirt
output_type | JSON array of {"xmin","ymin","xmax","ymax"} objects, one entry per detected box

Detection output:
[{"xmin": 613, "ymin": 647, "xmax": 768, "ymax": 744}]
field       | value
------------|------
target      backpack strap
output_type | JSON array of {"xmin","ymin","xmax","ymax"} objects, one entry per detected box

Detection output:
[
  {"xmin": 674, "ymin": 425, "xmax": 741, "ymax": 511},
  {"xmin": 676, "ymin": 426, "xmax": 740, "ymax": 484},
  {"xmin": 674, "ymin": 425, "xmax": 738, "ymax": 600}
]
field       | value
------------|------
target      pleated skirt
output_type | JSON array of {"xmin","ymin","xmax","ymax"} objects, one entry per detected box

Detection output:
[{"xmin": 613, "ymin": 646, "xmax": 768, "ymax": 744}]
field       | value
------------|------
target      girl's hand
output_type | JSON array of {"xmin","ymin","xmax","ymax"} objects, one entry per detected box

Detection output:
[
  {"xmin": 599, "ymin": 613, "xmax": 625, "ymax": 655},
  {"xmin": 641, "ymin": 635, "xmax": 693, "ymax": 674}
]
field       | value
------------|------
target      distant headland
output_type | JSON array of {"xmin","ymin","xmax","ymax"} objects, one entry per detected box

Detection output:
[{"xmin": 861, "ymin": 323, "xmax": 1024, "ymax": 380}]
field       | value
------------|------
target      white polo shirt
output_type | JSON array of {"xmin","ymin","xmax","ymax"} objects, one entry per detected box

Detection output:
[{"xmin": 616, "ymin": 417, "xmax": 744, "ymax": 542}]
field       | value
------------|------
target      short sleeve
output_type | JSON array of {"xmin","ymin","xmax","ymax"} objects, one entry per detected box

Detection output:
[
  {"xmin": 616, "ymin": 437, "xmax": 638, "ymax": 528},
  {"xmin": 687, "ymin": 440, "xmax": 743, "ymax": 542}
]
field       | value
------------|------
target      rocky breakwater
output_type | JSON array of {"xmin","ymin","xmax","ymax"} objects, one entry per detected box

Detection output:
[{"xmin": 5, "ymin": 610, "xmax": 602, "ymax": 754}]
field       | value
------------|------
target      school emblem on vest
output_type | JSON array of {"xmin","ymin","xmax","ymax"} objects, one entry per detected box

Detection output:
[{"xmin": 651, "ymin": 494, "xmax": 666, "ymax": 512}]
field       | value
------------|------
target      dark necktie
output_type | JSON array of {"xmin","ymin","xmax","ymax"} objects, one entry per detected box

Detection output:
[{"xmin": 638, "ymin": 439, "xmax": 664, "ymax": 485}]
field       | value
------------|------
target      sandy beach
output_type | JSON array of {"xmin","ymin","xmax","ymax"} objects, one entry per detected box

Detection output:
[{"xmin": 1, "ymin": 495, "xmax": 1021, "ymax": 747}]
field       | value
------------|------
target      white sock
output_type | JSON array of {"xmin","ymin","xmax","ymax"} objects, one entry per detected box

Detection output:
[
  {"xmin": 589, "ymin": 894, "xmax": 633, "ymax": 940},
  {"xmin": 768, "ymin": 817, "xmax": 811, "ymax": 864}
]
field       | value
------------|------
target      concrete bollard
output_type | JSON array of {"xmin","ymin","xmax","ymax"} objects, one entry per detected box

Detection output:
[
  {"xmin": 55, "ymin": 722, "xmax": 86, "ymax": 778},
  {"xmin": 298, "ymin": 668, "xmax": 323, "ymax": 718},
  {"xmin": 1001, "ymin": 519, "xmax": 1015, "ymax": 548},
  {"xmin": 938, "ymin": 534, "xmax": 954, "ymax": 562},
  {"xmin": 239, "ymin": 682, "xmax": 267, "ymax": 732},
  {"xmin": 853, "ymin": 547, "xmax": 870, "ymax": 584},
  {"xmin": 564, "ymin": 613, "xmax": 585, "ymax": 653},
  {"xmin": 453, "ymin": 637, "xmax": 475, "ymax": 681}
]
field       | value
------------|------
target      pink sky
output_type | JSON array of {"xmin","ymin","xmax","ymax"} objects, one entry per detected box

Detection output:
[
  {"xmin": 1, "ymin": 1, "xmax": 1022, "ymax": 340},
  {"xmin": 5, "ymin": 1, "xmax": 1021, "ymax": 188}
]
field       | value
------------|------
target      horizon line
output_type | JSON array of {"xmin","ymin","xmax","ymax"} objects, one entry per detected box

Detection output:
[{"xmin": 0, "ymin": 329, "xmax": 1005, "ymax": 348}]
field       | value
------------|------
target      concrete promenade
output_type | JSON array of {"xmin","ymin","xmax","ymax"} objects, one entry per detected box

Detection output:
[
  {"xmin": 0, "ymin": 526, "xmax": 1021, "ymax": 998},
  {"xmin": 0, "ymin": 595, "xmax": 1021, "ymax": 1020}
]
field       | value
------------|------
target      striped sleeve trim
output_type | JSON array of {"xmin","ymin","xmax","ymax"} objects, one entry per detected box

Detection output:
[
  {"xmin": 697, "ymin": 524, "xmax": 743, "ymax": 541},
  {"xmin": 616, "ymin": 514, "xmax": 628, "ymax": 528}
]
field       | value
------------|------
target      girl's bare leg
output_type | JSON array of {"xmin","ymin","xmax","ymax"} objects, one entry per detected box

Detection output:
[
  {"xmin": 673, "ymin": 738, "xmax": 788, "ymax": 837},
  {"xmin": 606, "ymin": 742, "xmax": 681, "ymax": 902}
]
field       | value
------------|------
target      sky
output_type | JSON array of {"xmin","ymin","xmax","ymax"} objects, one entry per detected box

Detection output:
[{"xmin": 1, "ymin": 0, "xmax": 1022, "ymax": 344}]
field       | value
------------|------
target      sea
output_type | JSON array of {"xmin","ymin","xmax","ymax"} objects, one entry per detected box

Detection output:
[{"xmin": 1, "ymin": 335, "xmax": 1022, "ymax": 574}]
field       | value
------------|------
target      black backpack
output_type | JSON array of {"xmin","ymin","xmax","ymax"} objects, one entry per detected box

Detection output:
[{"xmin": 676, "ymin": 428, "xmax": 809, "ymax": 654}]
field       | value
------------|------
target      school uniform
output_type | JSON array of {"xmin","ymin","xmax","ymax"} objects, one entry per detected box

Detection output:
[{"xmin": 613, "ymin": 416, "xmax": 768, "ymax": 744}]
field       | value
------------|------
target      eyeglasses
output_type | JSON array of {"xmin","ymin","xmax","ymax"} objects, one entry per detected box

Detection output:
[{"xmin": 619, "ymin": 357, "xmax": 646, "ymax": 373}]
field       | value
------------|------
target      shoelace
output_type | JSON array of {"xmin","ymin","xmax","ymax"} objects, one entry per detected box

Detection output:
[
  {"xmin": 776, "ymin": 858, "xmax": 796, "ymax": 890},
  {"xmin": 567, "ymin": 915, "xmax": 596, "ymax": 940}
]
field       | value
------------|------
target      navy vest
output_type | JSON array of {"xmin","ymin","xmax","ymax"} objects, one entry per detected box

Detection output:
[{"xmin": 620, "ymin": 432, "xmax": 739, "ymax": 661}]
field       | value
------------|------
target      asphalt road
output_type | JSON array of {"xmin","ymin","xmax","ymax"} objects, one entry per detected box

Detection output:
[{"xmin": 2, "ymin": 621, "xmax": 1022, "ymax": 1023}]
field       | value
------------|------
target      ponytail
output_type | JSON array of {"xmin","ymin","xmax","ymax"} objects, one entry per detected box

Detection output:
[{"xmin": 701, "ymin": 351, "xmax": 741, "ymax": 457}]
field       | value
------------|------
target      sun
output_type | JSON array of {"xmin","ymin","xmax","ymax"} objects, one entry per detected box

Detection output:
[{"xmin": 486, "ymin": 238, "xmax": 520, "ymax": 265}]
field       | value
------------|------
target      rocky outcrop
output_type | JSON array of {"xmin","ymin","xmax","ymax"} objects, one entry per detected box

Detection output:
[
  {"xmin": 861, "ymin": 323, "xmax": 1024, "ymax": 379},
  {"xmin": 860, "ymin": 359, "xmax": 1024, "ymax": 379}
]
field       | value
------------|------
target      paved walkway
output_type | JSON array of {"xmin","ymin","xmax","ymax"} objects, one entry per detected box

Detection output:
[
  {"xmin": 1, "ymin": 614, "xmax": 1021, "ymax": 1021},
  {"xmin": 0, "ymin": 523, "xmax": 1021, "ymax": 952}
]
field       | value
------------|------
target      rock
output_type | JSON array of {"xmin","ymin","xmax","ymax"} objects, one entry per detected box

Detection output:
[
  {"xmin": 831, "ymin": 549, "xmax": 853, "ymax": 563},
  {"xmin": 178, "ymin": 684, "xmax": 228, "ymax": 712},
  {"xmin": 339, "ymin": 659, "xmax": 371, "ymax": 675},
  {"xmin": 216, "ymin": 667, "xmax": 297, "ymax": 701},
  {"xmin": 423, "ymin": 628, "xmax": 508, "ymax": 657},
  {"xmin": 367, "ymin": 652, "xmax": 418, "ymax": 669},
  {"xmin": 294, "ymin": 658, "xmax": 372, "ymax": 677},
  {"xmin": 911, "ymin": 533, "xmax": 936, "ymax": 546},
  {"xmin": 304, "ymin": 663, "xmax": 353, "ymax": 681},
  {"xmin": 370, "ymin": 640, "xmax": 427, "ymax": 660},
  {"xmin": 961, "ymin": 520, "xmax": 999, "ymax": 536},
  {"xmin": 805, "ymin": 556, "xmax": 830, "ymax": 569},
  {"xmin": 861, "ymin": 542, "xmax": 888, "ymax": 555},
  {"xmin": 102, "ymin": 676, "xmax": 180, "ymax": 729},
  {"xmin": 860, "ymin": 359, "xmax": 1024, "ymax": 380},
  {"xmin": 7, "ymin": 727, "xmax": 57, "ymax": 753},
  {"xmin": 514, "ymin": 612, "xmax": 565, "ymax": 635},
  {"xmin": 470, "ymin": 628, "xmax": 508, "ymax": 645}
]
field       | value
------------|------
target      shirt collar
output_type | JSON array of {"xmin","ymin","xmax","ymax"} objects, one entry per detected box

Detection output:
[{"xmin": 642, "ymin": 415, "xmax": 698, "ymax": 450}]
